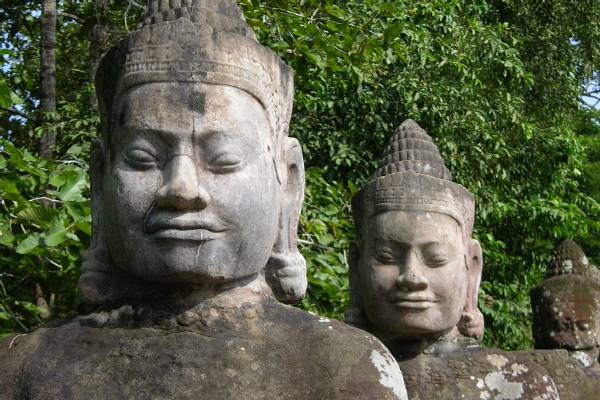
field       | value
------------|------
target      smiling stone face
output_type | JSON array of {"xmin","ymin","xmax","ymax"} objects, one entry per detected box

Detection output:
[
  {"xmin": 358, "ymin": 210, "xmax": 468, "ymax": 338},
  {"xmin": 103, "ymin": 82, "xmax": 280, "ymax": 283}
]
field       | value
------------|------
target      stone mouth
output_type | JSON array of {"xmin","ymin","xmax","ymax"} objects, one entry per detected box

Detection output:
[
  {"xmin": 388, "ymin": 301, "xmax": 438, "ymax": 310},
  {"xmin": 149, "ymin": 228, "xmax": 226, "ymax": 242},
  {"xmin": 387, "ymin": 293, "xmax": 438, "ymax": 309},
  {"xmin": 145, "ymin": 213, "xmax": 229, "ymax": 235}
]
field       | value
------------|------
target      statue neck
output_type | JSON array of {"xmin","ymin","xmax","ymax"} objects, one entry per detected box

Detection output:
[
  {"xmin": 150, "ymin": 273, "xmax": 271, "ymax": 308},
  {"xmin": 95, "ymin": 271, "xmax": 273, "ymax": 313},
  {"xmin": 378, "ymin": 328, "xmax": 478, "ymax": 360}
]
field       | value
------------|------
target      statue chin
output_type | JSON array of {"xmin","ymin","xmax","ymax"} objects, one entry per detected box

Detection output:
[{"xmin": 109, "ymin": 237, "xmax": 266, "ymax": 285}]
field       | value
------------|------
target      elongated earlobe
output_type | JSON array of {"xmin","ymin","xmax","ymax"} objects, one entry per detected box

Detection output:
[
  {"xmin": 78, "ymin": 140, "xmax": 129, "ymax": 308},
  {"xmin": 265, "ymin": 137, "xmax": 307, "ymax": 304},
  {"xmin": 345, "ymin": 240, "xmax": 367, "ymax": 325},
  {"xmin": 457, "ymin": 239, "xmax": 484, "ymax": 340}
]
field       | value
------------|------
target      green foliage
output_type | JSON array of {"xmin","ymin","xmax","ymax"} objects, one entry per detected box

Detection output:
[
  {"xmin": 0, "ymin": 139, "xmax": 90, "ymax": 336},
  {"xmin": 299, "ymin": 168, "xmax": 356, "ymax": 319},
  {"xmin": 242, "ymin": 0, "xmax": 600, "ymax": 349},
  {"xmin": 1, "ymin": 0, "xmax": 599, "ymax": 351}
]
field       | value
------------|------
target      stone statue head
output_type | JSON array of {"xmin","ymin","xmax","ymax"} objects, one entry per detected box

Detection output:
[
  {"xmin": 531, "ymin": 239, "xmax": 600, "ymax": 351},
  {"xmin": 348, "ymin": 120, "xmax": 484, "ymax": 341},
  {"xmin": 79, "ymin": 0, "xmax": 307, "ymax": 307}
]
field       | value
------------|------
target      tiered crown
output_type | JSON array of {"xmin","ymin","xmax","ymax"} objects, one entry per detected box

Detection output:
[
  {"xmin": 353, "ymin": 120, "xmax": 475, "ymax": 239},
  {"xmin": 375, "ymin": 119, "xmax": 452, "ymax": 180},
  {"xmin": 95, "ymin": 0, "xmax": 293, "ymax": 144},
  {"xmin": 547, "ymin": 239, "xmax": 591, "ymax": 277}
]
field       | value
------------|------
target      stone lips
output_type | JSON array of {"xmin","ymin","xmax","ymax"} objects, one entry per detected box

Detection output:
[
  {"xmin": 95, "ymin": 1, "xmax": 293, "ymax": 147},
  {"xmin": 353, "ymin": 120, "xmax": 474, "ymax": 240}
]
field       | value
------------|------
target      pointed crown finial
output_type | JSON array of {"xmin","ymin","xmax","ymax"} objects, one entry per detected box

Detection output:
[
  {"xmin": 352, "ymin": 120, "xmax": 474, "ymax": 240},
  {"xmin": 374, "ymin": 119, "xmax": 452, "ymax": 180},
  {"xmin": 547, "ymin": 239, "xmax": 591, "ymax": 277}
]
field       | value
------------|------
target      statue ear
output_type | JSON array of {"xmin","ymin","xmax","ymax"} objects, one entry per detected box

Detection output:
[
  {"xmin": 345, "ymin": 240, "xmax": 366, "ymax": 325},
  {"xmin": 78, "ymin": 140, "xmax": 127, "ymax": 308},
  {"xmin": 457, "ymin": 238, "xmax": 485, "ymax": 340},
  {"xmin": 265, "ymin": 137, "xmax": 307, "ymax": 304},
  {"xmin": 466, "ymin": 239, "xmax": 483, "ymax": 310}
]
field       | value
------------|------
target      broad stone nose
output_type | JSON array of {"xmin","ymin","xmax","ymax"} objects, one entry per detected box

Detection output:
[
  {"xmin": 156, "ymin": 155, "xmax": 210, "ymax": 211},
  {"xmin": 396, "ymin": 251, "xmax": 428, "ymax": 291}
]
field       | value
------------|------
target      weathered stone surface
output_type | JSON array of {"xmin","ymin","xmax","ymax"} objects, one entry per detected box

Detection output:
[
  {"xmin": 349, "ymin": 120, "xmax": 484, "ymax": 342},
  {"xmin": 388, "ymin": 337, "xmax": 559, "ymax": 400},
  {"xmin": 0, "ymin": 1, "xmax": 408, "ymax": 398},
  {"xmin": 531, "ymin": 239, "xmax": 600, "ymax": 356},
  {"xmin": 517, "ymin": 349, "xmax": 600, "ymax": 400},
  {"xmin": 347, "ymin": 120, "xmax": 559, "ymax": 399},
  {"xmin": 526, "ymin": 239, "xmax": 600, "ymax": 398},
  {"xmin": 0, "ymin": 297, "xmax": 406, "ymax": 400}
]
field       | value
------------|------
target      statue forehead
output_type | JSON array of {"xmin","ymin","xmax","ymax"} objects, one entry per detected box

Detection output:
[
  {"xmin": 369, "ymin": 210, "xmax": 462, "ymax": 241},
  {"xmin": 116, "ymin": 82, "xmax": 270, "ymax": 136},
  {"xmin": 120, "ymin": 82, "xmax": 264, "ymax": 117}
]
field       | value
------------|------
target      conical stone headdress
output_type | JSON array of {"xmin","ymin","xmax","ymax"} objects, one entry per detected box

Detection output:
[
  {"xmin": 352, "ymin": 119, "xmax": 475, "ymax": 240},
  {"xmin": 546, "ymin": 239, "xmax": 592, "ymax": 277},
  {"xmin": 95, "ymin": 0, "xmax": 293, "ymax": 144}
]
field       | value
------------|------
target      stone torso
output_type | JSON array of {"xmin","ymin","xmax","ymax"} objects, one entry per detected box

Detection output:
[
  {"xmin": 0, "ymin": 298, "xmax": 404, "ymax": 400},
  {"xmin": 518, "ymin": 349, "xmax": 600, "ymax": 400},
  {"xmin": 389, "ymin": 338, "xmax": 559, "ymax": 400}
]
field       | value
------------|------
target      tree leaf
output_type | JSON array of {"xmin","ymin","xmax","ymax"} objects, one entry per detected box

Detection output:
[{"xmin": 16, "ymin": 234, "xmax": 42, "ymax": 254}]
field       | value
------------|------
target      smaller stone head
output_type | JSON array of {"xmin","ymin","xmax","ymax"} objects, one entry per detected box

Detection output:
[
  {"xmin": 79, "ymin": 0, "xmax": 307, "ymax": 307},
  {"xmin": 531, "ymin": 240, "xmax": 600, "ymax": 350},
  {"xmin": 349, "ymin": 120, "xmax": 484, "ymax": 341}
]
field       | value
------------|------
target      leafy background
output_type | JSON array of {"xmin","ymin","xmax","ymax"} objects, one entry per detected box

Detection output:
[{"xmin": 1, "ymin": 0, "xmax": 600, "ymax": 350}]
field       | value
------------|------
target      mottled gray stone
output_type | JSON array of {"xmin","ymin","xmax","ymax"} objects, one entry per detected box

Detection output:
[
  {"xmin": 0, "ymin": 297, "xmax": 405, "ymax": 400},
  {"xmin": 390, "ymin": 337, "xmax": 559, "ymax": 400},
  {"xmin": 0, "ymin": 1, "xmax": 407, "ymax": 399},
  {"xmin": 531, "ymin": 239, "xmax": 600, "ymax": 358},
  {"xmin": 517, "ymin": 349, "xmax": 600, "ymax": 400},
  {"xmin": 347, "ymin": 120, "xmax": 559, "ymax": 399},
  {"xmin": 527, "ymin": 239, "xmax": 600, "ymax": 398}
]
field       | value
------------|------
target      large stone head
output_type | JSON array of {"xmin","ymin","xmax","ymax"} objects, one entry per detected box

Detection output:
[
  {"xmin": 348, "ymin": 120, "xmax": 483, "ymax": 341},
  {"xmin": 531, "ymin": 239, "xmax": 600, "ymax": 350},
  {"xmin": 79, "ymin": 0, "xmax": 306, "ymax": 306}
]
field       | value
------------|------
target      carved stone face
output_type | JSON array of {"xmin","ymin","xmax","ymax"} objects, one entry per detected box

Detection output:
[
  {"xmin": 102, "ymin": 82, "xmax": 280, "ymax": 283},
  {"xmin": 533, "ymin": 276, "xmax": 600, "ymax": 350},
  {"xmin": 358, "ymin": 210, "xmax": 469, "ymax": 338}
]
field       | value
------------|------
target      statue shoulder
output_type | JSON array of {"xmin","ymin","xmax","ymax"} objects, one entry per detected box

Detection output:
[
  {"xmin": 0, "ymin": 327, "xmax": 55, "ymax": 396},
  {"xmin": 517, "ymin": 349, "xmax": 600, "ymax": 400},
  {"xmin": 397, "ymin": 345, "xmax": 560, "ymax": 400},
  {"xmin": 262, "ymin": 300, "xmax": 408, "ymax": 400},
  {"xmin": 464, "ymin": 347, "xmax": 560, "ymax": 399}
]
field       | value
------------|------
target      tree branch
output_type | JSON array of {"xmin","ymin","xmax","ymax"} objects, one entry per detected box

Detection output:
[
  {"xmin": 0, "ymin": 106, "xmax": 33, "ymax": 121},
  {"xmin": 58, "ymin": 11, "xmax": 82, "ymax": 22}
]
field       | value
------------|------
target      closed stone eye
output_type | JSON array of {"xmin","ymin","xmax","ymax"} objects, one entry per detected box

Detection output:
[
  {"xmin": 209, "ymin": 153, "xmax": 245, "ymax": 172},
  {"xmin": 125, "ymin": 148, "xmax": 159, "ymax": 168}
]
